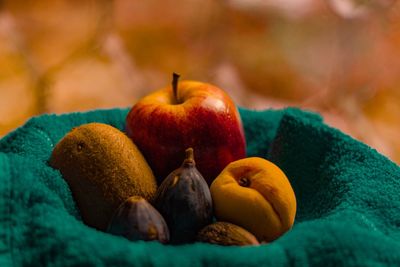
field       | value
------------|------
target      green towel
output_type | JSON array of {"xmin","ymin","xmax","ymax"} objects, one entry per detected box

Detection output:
[{"xmin": 0, "ymin": 107, "xmax": 399, "ymax": 266}]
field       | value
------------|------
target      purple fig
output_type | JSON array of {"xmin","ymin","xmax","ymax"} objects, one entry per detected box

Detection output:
[
  {"xmin": 108, "ymin": 196, "xmax": 169, "ymax": 243},
  {"xmin": 154, "ymin": 148, "xmax": 213, "ymax": 244}
]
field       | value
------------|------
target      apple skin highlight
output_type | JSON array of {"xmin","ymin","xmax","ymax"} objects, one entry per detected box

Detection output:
[{"xmin": 126, "ymin": 80, "xmax": 246, "ymax": 185}]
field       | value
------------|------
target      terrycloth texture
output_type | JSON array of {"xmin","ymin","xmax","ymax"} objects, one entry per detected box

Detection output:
[{"xmin": 0, "ymin": 107, "xmax": 399, "ymax": 266}]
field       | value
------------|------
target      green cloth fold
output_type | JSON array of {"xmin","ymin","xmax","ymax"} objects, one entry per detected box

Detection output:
[{"xmin": 0, "ymin": 107, "xmax": 399, "ymax": 266}]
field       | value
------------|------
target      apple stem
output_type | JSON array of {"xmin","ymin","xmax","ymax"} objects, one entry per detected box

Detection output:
[
  {"xmin": 183, "ymin": 147, "xmax": 195, "ymax": 166},
  {"xmin": 172, "ymin": 72, "xmax": 180, "ymax": 104}
]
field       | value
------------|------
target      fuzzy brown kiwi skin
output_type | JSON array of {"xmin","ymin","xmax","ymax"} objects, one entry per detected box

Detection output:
[
  {"xmin": 197, "ymin": 222, "xmax": 260, "ymax": 246},
  {"xmin": 50, "ymin": 123, "xmax": 157, "ymax": 231}
]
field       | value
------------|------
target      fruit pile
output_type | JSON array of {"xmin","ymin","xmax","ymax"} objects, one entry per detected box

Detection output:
[{"xmin": 50, "ymin": 74, "xmax": 297, "ymax": 246}]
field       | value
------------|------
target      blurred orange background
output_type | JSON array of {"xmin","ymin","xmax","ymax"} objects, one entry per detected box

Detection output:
[{"xmin": 0, "ymin": 0, "xmax": 399, "ymax": 164}]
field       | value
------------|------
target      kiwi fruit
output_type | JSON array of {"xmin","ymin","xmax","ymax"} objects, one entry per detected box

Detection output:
[{"xmin": 50, "ymin": 123, "xmax": 157, "ymax": 231}]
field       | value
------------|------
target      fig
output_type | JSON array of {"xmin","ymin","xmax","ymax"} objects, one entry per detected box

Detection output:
[
  {"xmin": 154, "ymin": 148, "xmax": 213, "ymax": 244},
  {"xmin": 50, "ymin": 123, "xmax": 157, "ymax": 230},
  {"xmin": 197, "ymin": 222, "xmax": 260, "ymax": 246},
  {"xmin": 108, "ymin": 196, "xmax": 169, "ymax": 243}
]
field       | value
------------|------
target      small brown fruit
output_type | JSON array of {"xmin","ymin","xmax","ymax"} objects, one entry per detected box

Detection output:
[
  {"xmin": 50, "ymin": 123, "xmax": 157, "ymax": 231},
  {"xmin": 197, "ymin": 222, "xmax": 259, "ymax": 246}
]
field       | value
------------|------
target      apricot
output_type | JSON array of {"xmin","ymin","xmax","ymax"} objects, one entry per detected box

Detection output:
[{"xmin": 210, "ymin": 157, "xmax": 296, "ymax": 242}]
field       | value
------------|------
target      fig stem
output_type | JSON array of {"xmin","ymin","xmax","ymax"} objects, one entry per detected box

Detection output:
[
  {"xmin": 184, "ymin": 148, "xmax": 195, "ymax": 165},
  {"xmin": 172, "ymin": 72, "xmax": 180, "ymax": 104}
]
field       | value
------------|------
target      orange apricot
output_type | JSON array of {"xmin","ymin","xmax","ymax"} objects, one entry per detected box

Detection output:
[{"xmin": 210, "ymin": 157, "xmax": 296, "ymax": 242}]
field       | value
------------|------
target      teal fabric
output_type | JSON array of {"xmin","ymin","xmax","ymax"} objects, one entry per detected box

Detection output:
[{"xmin": 0, "ymin": 107, "xmax": 399, "ymax": 266}]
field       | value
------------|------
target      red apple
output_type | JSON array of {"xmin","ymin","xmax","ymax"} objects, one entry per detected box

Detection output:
[{"xmin": 125, "ymin": 73, "xmax": 246, "ymax": 185}]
